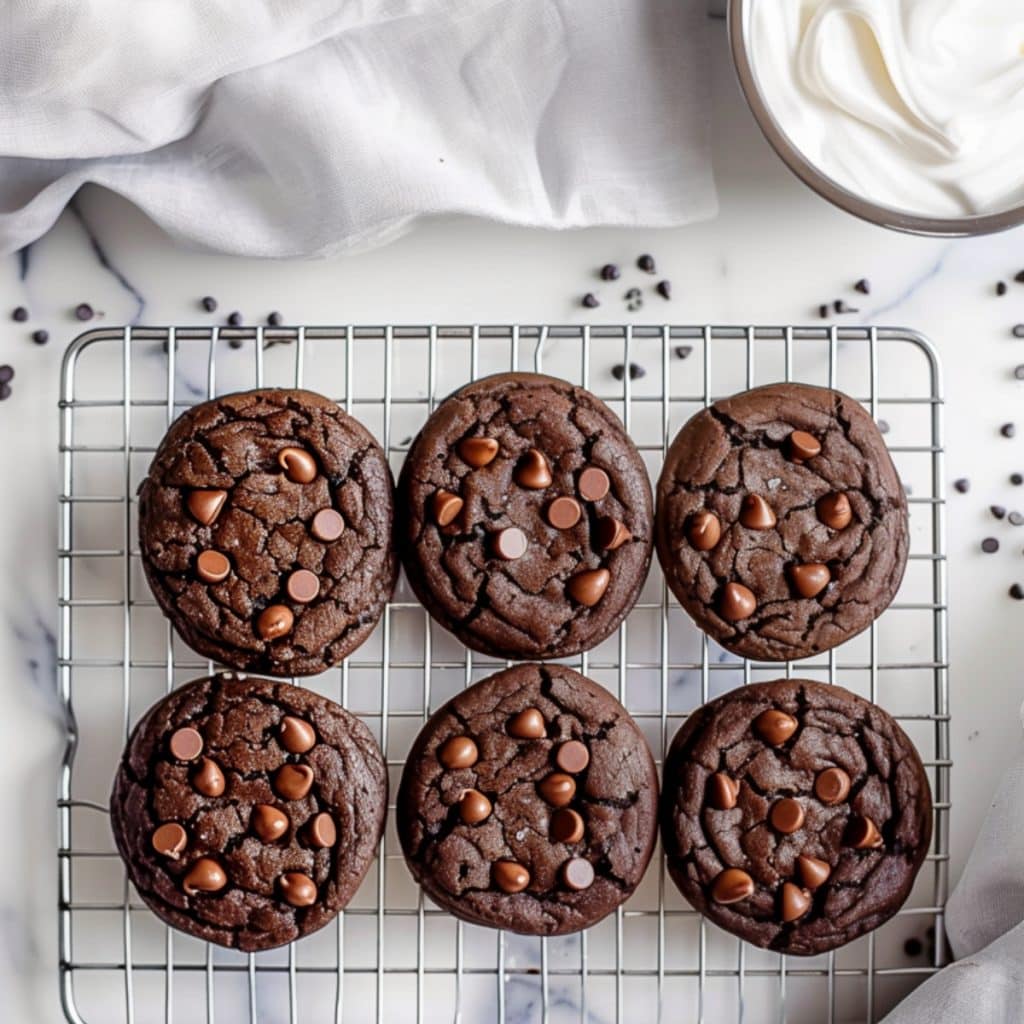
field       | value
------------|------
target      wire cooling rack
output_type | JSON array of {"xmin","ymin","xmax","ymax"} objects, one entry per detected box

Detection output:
[{"xmin": 57, "ymin": 325, "xmax": 950, "ymax": 1024}]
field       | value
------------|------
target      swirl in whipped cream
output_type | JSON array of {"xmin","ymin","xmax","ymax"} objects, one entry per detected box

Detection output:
[{"xmin": 751, "ymin": 0, "xmax": 1024, "ymax": 217}]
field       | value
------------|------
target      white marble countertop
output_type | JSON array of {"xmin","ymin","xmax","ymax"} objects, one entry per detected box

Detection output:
[{"xmin": 3, "ymin": 21, "xmax": 1023, "ymax": 1024}]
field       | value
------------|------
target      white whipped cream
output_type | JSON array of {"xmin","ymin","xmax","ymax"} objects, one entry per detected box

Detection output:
[{"xmin": 750, "ymin": 0, "xmax": 1024, "ymax": 218}]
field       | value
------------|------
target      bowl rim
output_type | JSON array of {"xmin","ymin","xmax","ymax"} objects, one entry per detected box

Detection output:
[{"xmin": 727, "ymin": 0, "xmax": 1024, "ymax": 238}]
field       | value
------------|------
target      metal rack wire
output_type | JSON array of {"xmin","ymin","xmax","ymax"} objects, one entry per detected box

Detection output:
[{"xmin": 57, "ymin": 324, "xmax": 950, "ymax": 1024}]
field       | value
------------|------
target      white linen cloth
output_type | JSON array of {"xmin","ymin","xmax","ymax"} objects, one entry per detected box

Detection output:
[
  {"xmin": 0, "ymin": 0, "xmax": 716, "ymax": 258},
  {"xmin": 883, "ymin": 701, "xmax": 1024, "ymax": 1022}
]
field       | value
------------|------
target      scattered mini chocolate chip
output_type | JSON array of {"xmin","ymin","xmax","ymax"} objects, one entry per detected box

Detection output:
[
  {"xmin": 600, "ymin": 263, "xmax": 620, "ymax": 281},
  {"xmin": 818, "ymin": 304, "xmax": 829, "ymax": 319},
  {"xmin": 0, "ymin": 382, "xmax": 11, "ymax": 401},
  {"xmin": 267, "ymin": 311, "xmax": 283, "ymax": 326},
  {"xmin": 624, "ymin": 287, "xmax": 642, "ymax": 301},
  {"xmin": 611, "ymin": 362, "xmax": 645, "ymax": 381},
  {"xmin": 834, "ymin": 299, "xmax": 859, "ymax": 314},
  {"xmin": 200, "ymin": 296, "xmax": 218, "ymax": 313},
  {"xmin": 1010, "ymin": 511, "xmax": 1024, "ymax": 526},
  {"xmin": 31, "ymin": 329, "xmax": 49, "ymax": 345},
  {"xmin": 1001, "ymin": 423, "xmax": 1016, "ymax": 438},
  {"xmin": 1016, "ymin": 271, "xmax": 1024, "ymax": 284},
  {"xmin": 877, "ymin": 419, "xmax": 890, "ymax": 434},
  {"xmin": 953, "ymin": 478, "xmax": 970, "ymax": 494},
  {"xmin": 904, "ymin": 937, "xmax": 923, "ymax": 957},
  {"xmin": 227, "ymin": 311, "xmax": 243, "ymax": 326},
  {"xmin": 581, "ymin": 293, "xmax": 600, "ymax": 309},
  {"xmin": 854, "ymin": 278, "xmax": 871, "ymax": 295},
  {"xmin": 0, "ymin": 365, "xmax": 14, "ymax": 384},
  {"xmin": 656, "ymin": 280, "xmax": 672, "ymax": 300},
  {"xmin": 228, "ymin": 337, "xmax": 243, "ymax": 349},
  {"xmin": 637, "ymin": 253, "xmax": 656, "ymax": 274},
  {"xmin": 1014, "ymin": 325, "xmax": 1024, "ymax": 339},
  {"xmin": 674, "ymin": 345, "xmax": 693, "ymax": 360},
  {"xmin": 74, "ymin": 303, "xmax": 94, "ymax": 321},
  {"xmin": 1012, "ymin": 473, "xmax": 1023, "ymax": 485},
  {"xmin": 11, "ymin": 306, "xmax": 28, "ymax": 322},
  {"xmin": 997, "ymin": 281, "xmax": 1009, "ymax": 296},
  {"xmin": 992, "ymin": 505, "xmax": 1007, "ymax": 520},
  {"xmin": 981, "ymin": 538, "xmax": 1000, "ymax": 553},
  {"xmin": 1015, "ymin": 365, "xmax": 1024, "ymax": 381},
  {"xmin": 1011, "ymin": 584, "xmax": 1024, "ymax": 600}
]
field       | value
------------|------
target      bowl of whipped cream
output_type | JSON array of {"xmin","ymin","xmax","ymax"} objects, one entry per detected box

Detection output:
[{"xmin": 729, "ymin": 0, "xmax": 1024, "ymax": 235}]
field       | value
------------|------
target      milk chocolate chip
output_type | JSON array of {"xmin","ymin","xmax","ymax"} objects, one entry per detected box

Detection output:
[
  {"xmin": 719, "ymin": 582, "xmax": 756, "ymax": 622},
  {"xmin": 515, "ymin": 448, "xmax": 552, "ymax": 489},
  {"xmin": 561, "ymin": 857, "xmax": 595, "ymax": 891},
  {"xmin": 707, "ymin": 772, "xmax": 740, "ymax": 810},
  {"xmin": 769, "ymin": 797, "xmax": 805, "ymax": 834},
  {"xmin": 493, "ymin": 860, "xmax": 530, "ymax": 893},
  {"xmin": 251, "ymin": 804, "xmax": 290, "ymax": 842},
  {"xmin": 192, "ymin": 757, "xmax": 225, "ymax": 797},
  {"xmin": 816, "ymin": 492, "xmax": 852, "ymax": 530},
  {"xmin": 151, "ymin": 822, "xmax": 188, "ymax": 859},
  {"xmin": 753, "ymin": 709, "xmax": 797, "ymax": 745},
  {"xmin": 274, "ymin": 763, "xmax": 314, "ymax": 801},
  {"xmin": 438, "ymin": 735, "xmax": 478, "ymax": 769},
  {"xmin": 432, "ymin": 490, "xmax": 464, "ymax": 527},
  {"xmin": 739, "ymin": 494, "xmax": 776, "ymax": 530},
  {"xmin": 169, "ymin": 727, "xmax": 203, "ymax": 762},
  {"xmin": 187, "ymin": 489, "xmax": 227, "ymax": 526},
  {"xmin": 596, "ymin": 516, "xmax": 631, "ymax": 551},
  {"xmin": 686, "ymin": 510, "xmax": 721, "ymax": 551},
  {"xmin": 796, "ymin": 855, "xmax": 831, "ymax": 890},
  {"xmin": 196, "ymin": 550, "xmax": 231, "ymax": 584},
  {"xmin": 310, "ymin": 508, "xmax": 345, "ymax": 542},
  {"xmin": 279, "ymin": 716, "xmax": 317, "ymax": 754},
  {"xmin": 566, "ymin": 568, "xmax": 610, "ymax": 607},
  {"xmin": 555, "ymin": 740, "xmax": 590, "ymax": 773},
  {"xmin": 780, "ymin": 882, "xmax": 811, "ymax": 923},
  {"xmin": 550, "ymin": 808, "xmax": 585, "ymax": 844},
  {"xmin": 286, "ymin": 569, "xmax": 320, "ymax": 604},
  {"xmin": 538, "ymin": 772, "xmax": 576, "ymax": 807},
  {"xmin": 459, "ymin": 789, "xmax": 492, "ymax": 825},
  {"xmin": 789, "ymin": 563, "xmax": 831, "ymax": 599},
  {"xmin": 814, "ymin": 767, "xmax": 851, "ymax": 805},
  {"xmin": 258, "ymin": 605, "xmax": 294, "ymax": 641},
  {"xmin": 493, "ymin": 526, "xmax": 528, "ymax": 561},
  {"xmin": 711, "ymin": 868, "xmax": 755, "ymax": 904},
  {"xmin": 279, "ymin": 872, "xmax": 317, "ymax": 907},
  {"xmin": 305, "ymin": 812, "xmax": 338, "ymax": 848},
  {"xmin": 183, "ymin": 857, "xmax": 227, "ymax": 895},
  {"xmin": 278, "ymin": 447, "xmax": 317, "ymax": 483},
  {"xmin": 788, "ymin": 430, "xmax": 822, "ymax": 462},
  {"xmin": 846, "ymin": 814, "xmax": 883, "ymax": 849},
  {"xmin": 507, "ymin": 708, "xmax": 545, "ymax": 739},
  {"xmin": 547, "ymin": 496, "xmax": 582, "ymax": 530},
  {"xmin": 459, "ymin": 437, "xmax": 499, "ymax": 468},
  {"xmin": 578, "ymin": 466, "xmax": 610, "ymax": 502}
]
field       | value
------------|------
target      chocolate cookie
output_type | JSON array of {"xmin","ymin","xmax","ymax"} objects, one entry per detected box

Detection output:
[
  {"xmin": 397, "ymin": 664, "xmax": 659, "ymax": 935},
  {"xmin": 397, "ymin": 373, "xmax": 653, "ymax": 660},
  {"xmin": 656, "ymin": 383, "xmax": 908, "ymax": 661},
  {"xmin": 661, "ymin": 679, "xmax": 931, "ymax": 955},
  {"xmin": 110, "ymin": 673, "xmax": 387, "ymax": 951},
  {"xmin": 138, "ymin": 388, "xmax": 397, "ymax": 676}
]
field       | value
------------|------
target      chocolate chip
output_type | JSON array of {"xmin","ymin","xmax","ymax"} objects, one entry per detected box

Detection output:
[
  {"xmin": 711, "ymin": 868, "xmax": 754, "ymax": 904},
  {"xmin": 200, "ymin": 296, "xmax": 218, "ymax": 313},
  {"xmin": 507, "ymin": 708, "xmax": 546, "ymax": 739},
  {"xmin": 183, "ymin": 857, "xmax": 227, "ymax": 895},
  {"xmin": 274, "ymin": 763, "xmax": 314, "ymax": 801},
  {"xmin": 581, "ymin": 293, "xmax": 600, "ymax": 309},
  {"xmin": 780, "ymin": 882, "xmax": 811, "ymax": 922},
  {"xmin": 997, "ymin": 281, "xmax": 1008, "ymax": 296},
  {"xmin": 845, "ymin": 814, "xmax": 883, "ymax": 849},
  {"xmin": 192, "ymin": 756, "xmax": 226, "ymax": 797},
  {"xmin": 561, "ymin": 858, "xmax": 595, "ymax": 891},
  {"xmin": 151, "ymin": 822, "xmax": 188, "ymax": 859},
  {"xmin": 31, "ymin": 329, "xmax": 49, "ymax": 345},
  {"xmin": 226, "ymin": 311, "xmax": 243, "ymax": 326},
  {"xmin": 279, "ymin": 872, "xmax": 317, "ymax": 907},
  {"xmin": 1010, "ymin": 584, "xmax": 1024, "ymax": 600},
  {"xmin": 438, "ymin": 735, "xmax": 478, "ymax": 769},
  {"xmin": 74, "ymin": 303, "xmax": 94, "ymax": 321},
  {"xmin": 311, "ymin": 508, "xmax": 346, "ymax": 541},
  {"xmin": 981, "ymin": 538, "xmax": 1000, "ymax": 554},
  {"xmin": 600, "ymin": 263, "xmax": 620, "ymax": 281},
  {"xmin": 904, "ymin": 937, "xmax": 924, "ymax": 957},
  {"xmin": 814, "ymin": 767, "xmax": 851, "ymax": 804},
  {"xmin": 1013, "ymin": 474, "xmax": 1023, "ymax": 486},
  {"xmin": 538, "ymin": 772, "xmax": 575, "ymax": 807},
  {"xmin": 595, "ymin": 516, "xmax": 631, "ymax": 551},
  {"xmin": 953, "ymin": 478, "xmax": 970, "ymax": 494},
  {"xmin": 458, "ymin": 789, "xmax": 491, "ymax": 825},
  {"xmin": 187, "ymin": 489, "xmax": 227, "ymax": 526},
  {"xmin": 686, "ymin": 510, "xmax": 722, "ymax": 550},
  {"xmin": 196, "ymin": 550, "xmax": 231, "ymax": 584},
  {"xmin": 769, "ymin": 797, "xmax": 805, "ymax": 834},
  {"xmin": 707, "ymin": 772, "xmax": 739, "ymax": 810},
  {"xmin": 753, "ymin": 710, "xmax": 798, "ymax": 748},
  {"xmin": 550, "ymin": 807, "xmax": 585, "ymax": 844},
  {"xmin": 818, "ymin": 304, "xmax": 829, "ymax": 319},
  {"xmin": 0, "ymin": 365, "xmax": 14, "ymax": 384},
  {"xmin": 1002, "ymin": 423, "xmax": 1017, "ymax": 438},
  {"xmin": 279, "ymin": 716, "xmax": 317, "ymax": 754},
  {"xmin": 1016, "ymin": 271, "xmax": 1024, "ymax": 285},
  {"xmin": 611, "ymin": 362, "xmax": 645, "ymax": 381},
  {"xmin": 854, "ymin": 278, "xmax": 871, "ymax": 295},
  {"xmin": 251, "ymin": 804, "xmax": 290, "ymax": 842},
  {"xmin": 789, "ymin": 563, "xmax": 831, "ymax": 599},
  {"xmin": 515, "ymin": 448, "xmax": 552, "ymax": 489},
  {"xmin": 278, "ymin": 446, "xmax": 317, "ymax": 483},
  {"xmin": 458, "ymin": 436, "xmax": 499, "ymax": 468},
  {"xmin": 11, "ymin": 306, "xmax": 28, "ymax": 322},
  {"xmin": 547, "ymin": 496, "xmax": 582, "ymax": 530},
  {"xmin": 305, "ymin": 812, "xmax": 338, "ymax": 848},
  {"xmin": 797, "ymin": 855, "xmax": 831, "ymax": 890},
  {"xmin": 257, "ymin": 604, "xmax": 294, "ymax": 640},
  {"xmin": 493, "ymin": 526, "xmax": 528, "ymax": 561},
  {"xmin": 0, "ymin": 382, "xmax": 11, "ymax": 401},
  {"xmin": 1014, "ymin": 325, "xmax": 1024, "ymax": 339},
  {"xmin": 286, "ymin": 569, "xmax": 320, "ymax": 604},
  {"xmin": 637, "ymin": 253, "xmax": 656, "ymax": 273},
  {"xmin": 228, "ymin": 337, "xmax": 243, "ymax": 349},
  {"xmin": 555, "ymin": 740, "xmax": 590, "ymax": 774},
  {"xmin": 834, "ymin": 299, "xmax": 859, "ymax": 314},
  {"xmin": 674, "ymin": 345, "xmax": 693, "ymax": 359},
  {"xmin": 992, "ymin": 506, "xmax": 1007, "ymax": 520},
  {"xmin": 566, "ymin": 568, "xmax": 610, "ymax": 607},
  {"xmin": 656, "ymin": 280, "xmax": 672, "ymax": 300},
  {"xmin": 1015, "ymin": 365, "xmax": 1024, "ymax": 381},
  {"xmin": 624, "ymin": 287, "xmax": 642, "ymax": 301},
  {"xmin": 493, "ymin": 860, "xmax": 530, "ymax": 893},
  {"xmin": 267, "ymin": 311, "xmax": 283, "ymax": 326},
  {"xmin": 578, "ymin": 465, "xmax": 610, "ymax": 502},
  {"xmin": 816, "ymin": 492, "xmax": 852, "ymax": 530},
  {"xmin": 169, "ymin": 727, "xmax": 204, "ymax": 762},
  {"xmin": 788, "ymin": 430, "xmax": 821, "ymax": 461},
  {"xmin": 739, "ymin": 494, "xmax": 776, "ymax": 530},
  {"xmin": 1010, "ymin": 511, "xmax": 1024, "ymax": 526},
  {"xmin": 719, "ymin": 581, "xmax": 756, "ymax": 622}
]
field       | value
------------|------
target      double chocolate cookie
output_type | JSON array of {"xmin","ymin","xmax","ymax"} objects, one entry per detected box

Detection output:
[
  {"xmin": 656, "ymin": 383, "xmax": 908, "ymax": 661},
  {"xmin": 397, "ymin": 373, "xmax": 653, "ymax": 660},
  {"xmin": 138, "ymin": 388, "xmax": 397, "ymax": 676},
  {"xmin": 661, "ymin": 679, "xmax": 931, "ymax": 955},
  {"xmin": 110, "ymin": 673, "xmax": 387, "ymax": 951},
  {"xmin": 397, "ymin": 664, "xmax": 659, "ymax": 935}
]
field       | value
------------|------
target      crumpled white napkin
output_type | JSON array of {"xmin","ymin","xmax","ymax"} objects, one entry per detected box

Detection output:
[
  {"xmin": 883, "ymin": 702, "xmax": 1024, "ymax": 1022},
  {"xmin": 0, "ymin": 0, "xmax": 717, "ymax": 258}
]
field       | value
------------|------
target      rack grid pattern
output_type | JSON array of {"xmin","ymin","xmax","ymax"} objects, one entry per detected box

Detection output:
[{"xmin": 57, "ymin": 325, "xmax": 950, "ymax": 1024}]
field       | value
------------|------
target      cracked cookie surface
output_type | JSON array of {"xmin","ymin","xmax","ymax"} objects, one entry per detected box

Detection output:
[
  {"xmin": 397, "ymin": 373, "xmax": 653, "ymax": 660},
  {"xmin": 396, "ymin": 664, "xmax": 659, "ymax": 935},
  {"xmin": 656, "ymin": 383, "xmax": 908, "ymax": 661},
  {"xmin": 109, "ymin": 673, "xmax": 387, "ymax": 951},
  {"xmin": 138, "ymin": 388, "xmax": 396, "ymax": 676},
  {"xmin": 661, "ymin": 679, "xmax": 931, "ymax": 955}
]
